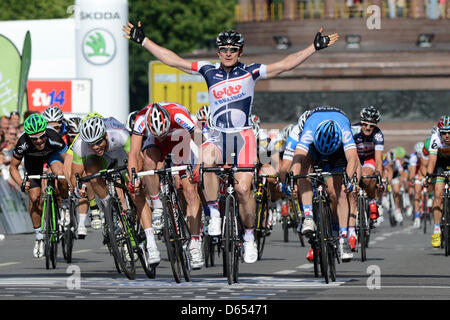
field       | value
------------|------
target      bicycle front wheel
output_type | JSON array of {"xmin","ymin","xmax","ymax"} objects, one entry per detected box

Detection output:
[
  {"xmin": 104, "ymin": 198, "xmax": 135, "ymax": 280},
  {"xmin": 255, "ymin": 194, "xmax": 267, "ymax": 260},
  {"xmin": 224, "ymin": 195, "xmax": 236, "ymax": 285},
  {"xmin": 358, "ymin": 196, "xmax": 367, "ymax": 262},
  {"xmin": 317, "ymin": 198, "xmax": 329, "ymax": 283},
  {"xmin": 444, "ymin": 194, "xmax": 450, "ymax": 256},
  {"xmin": 162, "ymin": 196, "xmax": 183, "ymax": 283},
  {"xmin": 62, "ymin": 197, "xmax": 77, "ymax": 263}
]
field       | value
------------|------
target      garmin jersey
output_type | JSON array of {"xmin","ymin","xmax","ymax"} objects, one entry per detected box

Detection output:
[
  {"xmin": 351, "ymin": 123, "xmax": 384, "ymax": 161},
  {"xmin": 429, "ymin": 131, "xmax": 450, "ymax": 158},
  {"xmin": 71, "ymin": 119, "xmax": 130, "ymax": 165},
  {"xmin": 13, "ymin": 127, "xmax": 68, "ymax": 160},
  {"xmin": 297, "ymin": 107, "xmax": 356, "ymax": 154},
  {"xmin": 191, "ymin": 61, "xmax": 267, "ymax": 133},
  {"xmin": 132, "ymin": 102, "xmax": 195, "ymax": 138}
]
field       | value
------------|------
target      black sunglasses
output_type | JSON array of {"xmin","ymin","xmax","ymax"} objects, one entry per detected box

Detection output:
[
  {"xmin": 87, "ymin": 137, "xmax": 105, "ymax": 146},
  {"xmin": 219, "ymin": 47, "xmax": 239, "ymax": 54},
  {"xmin": 29, "ymin": 133, "xmax": 47, "ymax": 142}
]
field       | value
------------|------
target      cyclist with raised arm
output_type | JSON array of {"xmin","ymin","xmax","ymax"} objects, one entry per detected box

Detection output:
[
  {"xmin": 425, "ymin": 115, "xmax": 450, "ymax": 248},
  {"xmin": 284, "ymin": 107, "xmax": 359, "ymax": 262},
  {"xmin": 70, "ymin": 116, "xmax": 161, "ymax": 265},
  {"xmin": 128, "ymin": 102, "xmax": 205, "ymax": 270},
  {"xmin": 348, "ymin": 106, "xmax": 384, "ymax": 250},
  {"xmin": 9, "ymin": 114, "xmax": 69, "ymax": 258},
  {"xmin": 123, "ymin": 21, "xmax": 338, "ymax": 264}
]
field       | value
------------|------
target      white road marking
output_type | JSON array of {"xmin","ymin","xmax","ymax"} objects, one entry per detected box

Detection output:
[
  {"xmin": 73, "ymin": 249, "xmax": 92, "ymax": 254},
  {"xmin": 297, "ymin": 264, "xmax": 314, "ymax": 269},
  {"xmin": 0, "ymin": 262, "xmax": 21, "ymax": 268},
  {"xmin": 274, "ymin": 270, "xmax": 297, "ymax": 275}
]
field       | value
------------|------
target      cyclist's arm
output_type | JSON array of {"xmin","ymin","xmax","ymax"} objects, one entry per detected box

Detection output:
[
  {"xmin": 265, "ymin": 44, "xmax": 315, "ymax": 79},
  {"xmin": 344, "ymin": 148, "xmax": 359, "ymax": 179},
  {"xmin": 142, "ymin": 38, "xmax": 192, "ymax": 74},
  {"xmin": 9, "ymin": 157, "xmax": 23, "ymax": 187},
  {"xmin": 426, "ymin": 153, "xmax": 437, "ymax": 176},
  {"xmin": 279, "ymin": 158, "xmax": 293, "ymax": 185},
  {"xmin": 128, "ymin": 134, "xmax": 143, "ymax": 179},
  {"xmin": 375, "ymin": 149, "xmax": 383, "ymax": 175},
  {"xmin": 63, "ymin": 152, "xmax": 74, "ymax": 188},
  {"xmin": 71, "ymin": 162, "xmax": 85, "ymax": 190}
]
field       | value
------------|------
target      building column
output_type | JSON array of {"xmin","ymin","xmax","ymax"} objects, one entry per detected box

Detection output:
[
  {"xmin": 409, "ymin": 0, "xmax": 425, "ymax": 17},
  {"xmin": 254, "ymin": 0, "xmax": 269, "ymax": 21},
  {"xmin": 324, "ymin": 0, "xmax": 337, "ymax": 18},
  {"xmin": 283, "ymin": 0, "xmax": 298, "ymax": 19}
]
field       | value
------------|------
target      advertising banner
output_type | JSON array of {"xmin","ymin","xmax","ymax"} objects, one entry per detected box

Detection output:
[
  {"xmin": 27, "ymin": 79, "xmax": 91, "ymax": 115},
  {"xmin": 0, "ymin": 35, "xmax": 27, "ymax": 117},
  {"xmin": 75, "ymin": 0, "xmax": 129, "ymax": 123}
]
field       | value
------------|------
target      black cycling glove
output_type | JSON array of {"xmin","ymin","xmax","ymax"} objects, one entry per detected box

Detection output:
[
  {"xmin": 314, "ymin": 31, "xmax": 330, "ymax": 51},
  {"xmin": 129, "ymin": 23, "xmax": 146, "ymax": 45}
]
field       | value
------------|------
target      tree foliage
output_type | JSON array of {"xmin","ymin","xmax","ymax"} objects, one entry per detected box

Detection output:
[
  {"xmin": 0, "ymin": 0, "xmax": 236, "ymax": 111},
  {"xmin": 128, "ymin": 0, "xmax": 235, "ymax": 109}
]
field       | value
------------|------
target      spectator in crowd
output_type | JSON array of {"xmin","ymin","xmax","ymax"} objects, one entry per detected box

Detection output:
[
  {"xmin": 388, "ymin": 0, "xmax": 396, "ymax": 17},
  {"xmin": 0, "ymin": 115, "xmax": 9, "ymax": 137},
  {"xmin": 2, "ymin": 125, "xmax": 18, "ymax": 165},
  {"xmin": 9, "ymin": 111, "xmax": 20, "ymax": 128},
  {"xmin": 397, "ymin": 0, "xmax": 405, "ymax": 17}
]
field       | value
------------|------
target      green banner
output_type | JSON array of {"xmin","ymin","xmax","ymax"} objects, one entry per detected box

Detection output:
[
  {"xmin": 0, "ymin": 34, "xmax": 28, "ymax": 118},
  {"xmin": 17, "ymin": 31, "xmax": 31, "ymax": 118}
]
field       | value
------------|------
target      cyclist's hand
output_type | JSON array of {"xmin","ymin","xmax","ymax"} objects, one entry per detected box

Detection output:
[
  {"xmin": 344, "ymin": 181, "xmax": 354, "ymax": 193},
  {"xmin": 314, "ymin": 27, "xmax": 339, "ymax": 51},
  {"xmin": 191, "ymin": 167, "xmax": 200, "ymax": 184},
  {"xmin": 21, "ymin": 180, "xmax": 30, "ymax": 193},
  {"xmin": 122, "ymin": 21, "xmax": 146, "ymax": 45},
  {"xmin": 74, "ymin": 184, "xmax": 87, "ymax": 199},
  {"xmin": 423, "ymin": 175, "xmax": 431, "ymax": 188},
  {"xmin": 278, "ymin": 182, "xmax": 291, "ymax": 196}
]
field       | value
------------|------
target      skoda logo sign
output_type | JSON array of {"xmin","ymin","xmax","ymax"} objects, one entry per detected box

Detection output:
[{"xmin": 82, "ymin": 28, "xmax": 116, "ymax": 65}]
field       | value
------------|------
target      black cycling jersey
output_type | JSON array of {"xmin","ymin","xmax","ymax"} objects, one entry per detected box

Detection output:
[{"xmin": 13, "ymin": 127, "xmax": 67, "ymax": 160}]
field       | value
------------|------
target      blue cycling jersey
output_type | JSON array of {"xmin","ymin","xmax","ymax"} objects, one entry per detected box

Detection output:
[{"xmin": 297, "ymin": 107, "xmax": 356, "ymax": 154}]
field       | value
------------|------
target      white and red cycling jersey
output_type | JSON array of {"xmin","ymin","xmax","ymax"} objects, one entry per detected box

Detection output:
[{"xmin": 132, "ymin": 102, "xmax": 196, "ymax": 138}]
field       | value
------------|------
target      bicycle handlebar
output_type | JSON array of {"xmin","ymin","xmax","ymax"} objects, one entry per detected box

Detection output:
[
  {"xmin": 199, "ymin": 163, "xmax": 256, "ymax": 190},
  {"xmin": 76, "ymin": 164, "xmax": 128, "ymax": 189}
]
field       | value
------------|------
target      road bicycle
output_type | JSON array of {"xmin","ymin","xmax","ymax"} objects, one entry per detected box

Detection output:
[
  {"xmin": 289, "ymin": 168, "xmax": 346, "ymax": 284},
  {"xmin": 427, "ymin": 171, "xmax": 450, "ymax": 256},
  {"xmin": 420, "ymin": 186, "xmax": 432, "ymax": 234},
  {"xmin": 254, "ymin": 171, "xmax": 278, "ymax": 260},
  {"xmin": 22, "ymin": 173, "xmax": 68, "ymax": 269},
  {"xmin": 77, "ymin": 164, "xmax": 156, "ymax": 280},
  {"xmin": 200, "ymin": 163, "xmax": 256, "ymax": 285},
  {"xmin": 352, "ymin": 174, "xmax": 382, "ymax": 262},
  {"xmin": 134, "ymin": 164, "xmax": 192, "ymax": 283}
]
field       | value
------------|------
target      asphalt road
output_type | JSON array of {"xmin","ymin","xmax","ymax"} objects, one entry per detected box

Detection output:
[{"xmin": 1, "ymin": 212, "xmax": 450, "ymax": 304}]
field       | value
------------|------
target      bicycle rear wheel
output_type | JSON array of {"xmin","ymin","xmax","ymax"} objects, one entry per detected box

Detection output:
[
  {"xmin": 43, "ymin": 195, "xmax": 52, "ymax": 270},
  {"xmin": 291, "ymin": 197, "xmax": 305, "ymax": 247},
  {"xmin": 105, "ymin": 198, "xmax": 135, "ymax": 280}
]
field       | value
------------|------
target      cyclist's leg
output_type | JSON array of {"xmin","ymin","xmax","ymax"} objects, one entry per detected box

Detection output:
[
  {"xmin": 413, "ymin": 177, "xmax": 423, "ymax": 228},
  {"xmin": 201, "ymin": 141, "xmax": 221, "ymax": 236},
  {"xmin": 432, "ymin": 181, "xmax": 444, "ymax": 240},
  {"xmin": 142, "ymin": 146, "xmax": 164, "ymax": 229},
  {"xmin": 84, "ymin": 156, "xmax": 109, "ymax": 208},
  {"xmin": 392, "ymin": 177, "xmax": 403, "ymax": 222}
]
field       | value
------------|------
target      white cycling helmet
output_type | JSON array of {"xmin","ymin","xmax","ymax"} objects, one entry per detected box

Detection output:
[
  {"xmin": 252, "ymin": 122, "xmax": 260, "ymax": 139},
  {"xmin": 42, "ymin": 105, "xmax": 64, "ymax": 122},
  {"xmin": 144, "ymin": 103, "xmax": 171, "ymax": 137},
  {"xmin": 297, "ymin": 110, "xmax": 311, "ymax": 131},
  {"xmin": 66, "ymin": 117, "xmax": 82, "ymax": 134},
  {"xmin": 250, "ymin": 114, "xmax": 261, "ymax": 125},
  {"xmin": 126, "ymin": 110, "xmax": 139, "ymax": 132},
  {"xmin": 79, "ymin": 116, "xmax": 106, "ymax": 144},
  {"xmin": 282, "ymin": 124, "xmax": 294, "ymax": 141},
  {"xmin": 196, "ymin": 105, "xmax": 210, "ymax": 122},
  {"xmin": 414, "ymin": 142, "xmax": 424, "ymax": 156}
]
